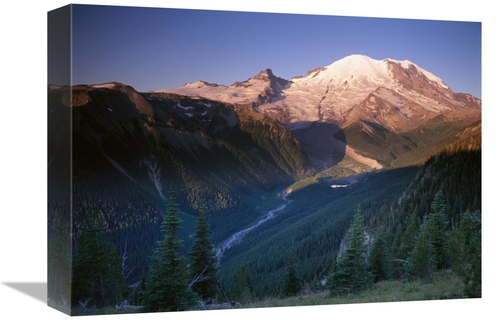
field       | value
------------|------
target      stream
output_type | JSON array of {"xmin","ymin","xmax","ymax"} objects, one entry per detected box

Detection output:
[{"xmin": 215, "ymin": 189, "xmax": 292, "ymax": 265}]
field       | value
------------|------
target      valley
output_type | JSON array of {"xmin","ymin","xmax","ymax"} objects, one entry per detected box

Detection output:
[
  {"xmin": 216, "ymin": 188, "xmax": 292, "ymax": 265},
  {"xmin": 47, "ymin": 53, "xmax": 481, "ymax": 312}
]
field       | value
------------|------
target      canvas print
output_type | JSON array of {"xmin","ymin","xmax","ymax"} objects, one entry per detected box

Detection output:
[{"xmin": 47, "ymin": 4, "xmax": 481, "ymax": 316}]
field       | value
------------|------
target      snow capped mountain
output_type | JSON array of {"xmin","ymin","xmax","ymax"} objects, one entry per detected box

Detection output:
[
  {"xmin": 159, "ymin": 54, "xmax": 480, "ymax": 133},
  {"xmin": 157, "ymin": 54, "xmax": 480, "ymax": 169},
  {"xmin": 276, "ymin": 54, "xmax": 453, "ymax": 126}
]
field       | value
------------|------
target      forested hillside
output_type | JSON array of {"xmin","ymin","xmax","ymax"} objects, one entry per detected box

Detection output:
[
  {"xmin": 216, "ymin": 136, "xmax": 481, "ymax": 301},
  {"xmin": 216, "ymin": 166, "xmax": 419, "ymax": 298},
  {"xmin": 364, "ymin": 142, "xmax": 481, "ymax": 296}
]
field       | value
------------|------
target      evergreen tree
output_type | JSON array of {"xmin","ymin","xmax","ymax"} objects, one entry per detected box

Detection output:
[
  {"xmin": 72, "ymin": 207, "xmax": 126, "ymax": 309},
  {"xmin": 282, "ymin": 245, "xmax": 301, "ymax": 296},
  {"xmin": 327, "ymin": 206, "xmax": 373, "ymax": 295},
  {"xmin": 406, "ymin": 215, "xmax": 435, "ymax": 280},
  {"xmin": 396, "ymin": 209, "xmax": 421, "ymax": 260},
  {"xmin": 189, "ymin": 197, "xmax": 218, "ymax": 303},
  {"xmin": 143, "ymin": 191, "xmax": 194, "ymax": 312},
  {"xmin": 448, "ymin": 227, "xmax": 467, "ymax": 276},
  {"xmin": 406, "ymin": 191, "xmax": 450, "ymax": 279},
  {"xmin": 449, "ymin": 209, "xmax": 481, "ymax": 297},
  {"xmin": 368, "ymin": 228, "xmax": 390, "ymax": 282},
  {"xmin": 391, "ymin": 209, "xmax": 420, "ymax": 279},
  {"xmin": 429, "ymin": 191, "xmax": 450, "ymax": 270},
  {"xmin": 232, "ymin": 265, "xmax": 254, "ymax": 303},
  {"xmin": 48, "ymin": 207, "xmax": 71, "ymax": 312}
]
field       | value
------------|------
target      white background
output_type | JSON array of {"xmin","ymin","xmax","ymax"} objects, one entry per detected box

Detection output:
[{"xmin": 0, "ymin": 1, "xmax": 497, "ymax": 319}]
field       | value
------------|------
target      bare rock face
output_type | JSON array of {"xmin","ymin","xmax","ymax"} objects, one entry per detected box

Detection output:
[
  {"xmin": 386, "ymin": 60, "xmax": 450, "ymax": 97},
  {"xmin": 244, "ymin": 68, "xmax": 290, "ymax": 104}
]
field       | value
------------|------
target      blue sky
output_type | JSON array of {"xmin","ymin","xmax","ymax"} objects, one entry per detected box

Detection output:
[{"xmin": 70, "ymin": 4, "xmax": 482, "ymax": 98}]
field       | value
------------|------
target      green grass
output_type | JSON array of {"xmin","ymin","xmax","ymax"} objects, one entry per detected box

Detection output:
[{"xmin": 242, "ymin": 270, "xmax": 468, "ymax": 309}]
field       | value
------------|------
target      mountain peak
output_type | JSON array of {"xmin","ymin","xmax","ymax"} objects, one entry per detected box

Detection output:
[
  {"xmin": 322, "ymin": 54, "xmax": 387, "ymax": 79},
  {"xmin": 337, "ymin": 53, "xmax": 373, "ymax": 62},
  {"xmin": 237, "ymin": 68, "xmax": 275, "ymax": 83},
  {"xmin": 326, "ymin": 54, "xmax": 379, "ymax": 68},
  {"xmin": 183, "ymin": 80, "xmax": 220, "ymax": 88},
  {"xmin": 258, "ymin": 68, "xmax": 274, "ymax": 77},
  {"xmin": 250, "ymin": 68, "xmax": 287, "ymax": 84}
]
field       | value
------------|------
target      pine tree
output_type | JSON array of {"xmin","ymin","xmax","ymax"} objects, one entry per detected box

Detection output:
[
  {"xmin": 406, "ymin": 215, "xmax": 435, "ymax": 280},
  {"xmin": 429, "ymin": 191, "xmax": 450, "ymax": 270},
  {"xmin": 406, "ymin": 191, "xmax": 450, "ymax": 279},
  {"xmin": 72, "ymin": 207, "xmax": 126, "ymax": 309},
  {"xmin": 48, "ymin": 207, "xmax": 71, "ymax": 312},
  {"xmin": 368, "ymin": 228, "xmax": 390, "ymax": 282},
  {"xmin": 282, "ymin": 245, "xmax": 301, "ymax": 296},
  {"xmin": 390, "ymin": 209, "xmax": 420, "ymax": 279},
  {"xmin": 449, "ymin": 209, "xmax": 481, "ymax": 297},
  {"xmin": 327, "ymin": 206, "xmax": 373, "ymax": 295},
  {"xmin": 397, "ymin": 209, "xmax": 421, "ymax": 260},
  {"xmin": 143, "ymin": 191, "xmax": 194, "ymax": 312},
  {"xmin": 189, "ymin": 197, "xmax": 218, "ymax": 303},
  {"xmin": 232, "ymin": 265, "xmax": 253, "ymax": 303}
]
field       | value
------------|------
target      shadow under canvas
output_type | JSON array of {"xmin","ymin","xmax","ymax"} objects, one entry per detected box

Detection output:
[{"xmin": 3, "ymin": 282, "xmax": 47, "ymax": 304}]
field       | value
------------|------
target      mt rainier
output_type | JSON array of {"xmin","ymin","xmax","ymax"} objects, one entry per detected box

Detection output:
[
  {"xmin": 158, "ymin": 54, "xmax": 480, "ymax": 130},
  {"xmin": 158, "ymin": 54, "xmax": 480, "ymax": 169}
]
